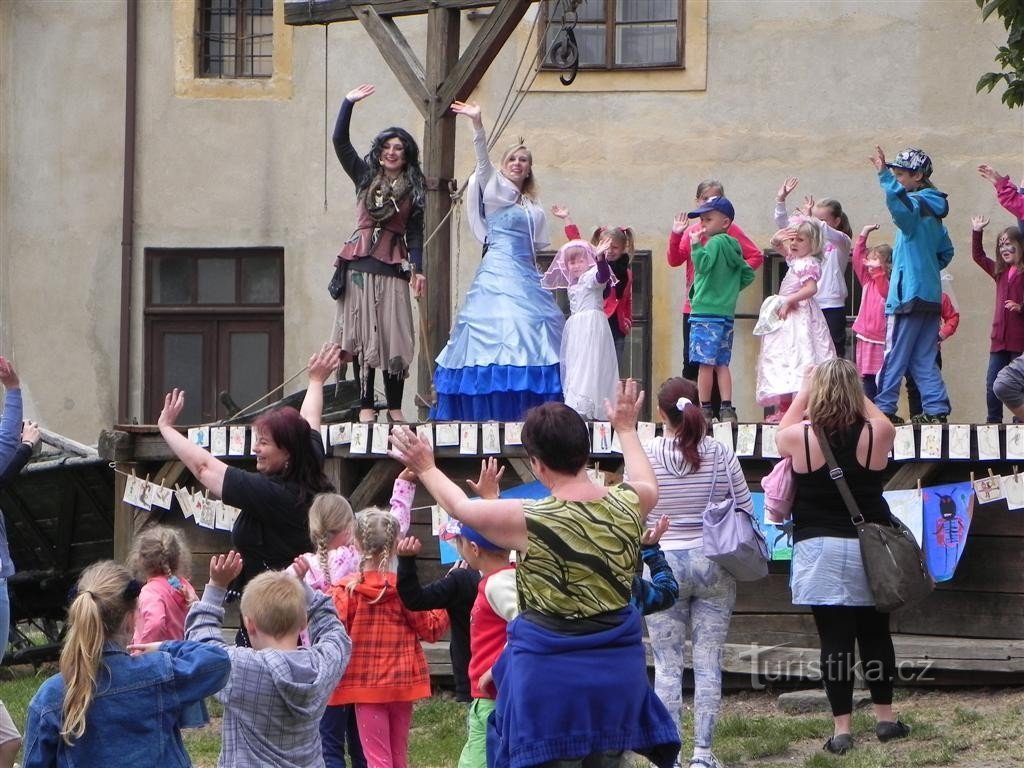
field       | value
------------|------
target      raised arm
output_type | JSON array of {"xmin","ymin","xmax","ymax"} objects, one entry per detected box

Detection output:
[
  {"xmin": 979, "ymin": 164, "xmax": 1024, "ymax": 219},
  {"xmin": 452, "ymin": 101, "xmax": 493, "ymax": 186},
  {"xmin": 607, "ymin": 379, "xmax": 659, "ymax": 517},
  {"xmin": 970, "ymin": 217, "xmax": 995, "ymax": 279},
  {"xmin": 667, "ymin": 214, "xmax": 692, "ymax": 268},
  {"xmin": 300, "ymin": 343, "xmax": 343, "ymax": 434},
  {"xmin": 158, "ymin": 390, "xmax": 229, "ymax": 497},
  {"xmin": 0, "ymin": 358, "xmax": 25, "ymax": 471},
  {"xmin": 333, "ymin": 85, "xmax": 374, "ymax": 185}
]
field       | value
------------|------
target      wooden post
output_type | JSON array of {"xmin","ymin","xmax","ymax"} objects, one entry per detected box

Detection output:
[{"xmin": 418, "ymin": 7, "xmax": 461, "ymax": 416}]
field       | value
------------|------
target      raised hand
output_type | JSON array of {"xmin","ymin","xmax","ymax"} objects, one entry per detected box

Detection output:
[
  {"xmin": 800, "ymin": 194, "xmax": 816, "ymax": 216},
  {"xmin": 396, "ymin": 536, "xmax": 423, "ymax": 557},
  {"xmin": 158, "ymin": 389, "xmax": 186, "ymax": 428},
  {"xmin": 776, "ymin": 177, "xmax": 799, "ymax": 202},
  {"xmin": 604, "ymin": 379, "xmax": 645, "ymax": 434},
  {"xmin": 971, "ymin": 215, "xmax": 990, "ymax": 232},
  {"xmin": 641, "ymin": 515, "xmax": 670, "ymax": 546},
  {"xmin": 451, "ymin": 101, "xmax": 483, "ymax": 127},
  {"xmin": 467, "ymin": 457, "xmax": 505, "ymax": 499},
  {"xmin": 389, "ymin": 426, "xmax": 437, "ymax": 475},
  {"xmin": 0, "ymin": 357, "xmax": 19, "ymax": 390},
  {"xmin": 550, "ymin": 205, "xmax": 571, "ymax": 220},
  {"xmin": 978, "ymin": 164, "xmax": 1006, "ymax": 185},
  {"xmin": 689, "ymin": 225, "xmax": 706, "ymax": 246},
  {"xmin": 398, "ymin": 467, "xmax": 418, "ymax": 483},
  {"xmin": 671, "ymin": 212, "xmax": 689, "ymax": 235},
  {"xmin": 869, "ymin": 145, "xmax": 886, "ymax": 172},
  {"xmin": 308, "ymin": 343, "xmax": 343, "ymax": 386},
  {"xmin": 346, "ymin": 84, "xmax": 375, "ymax": 103},
  {"xmin": 769, "ymin": 227, "xmax": 796, "ymax": 250},
  {"xmin": 209, "ymin": 550, "xmax": 243, "ymax": 589},
  {"xmin": 21, "ymin": 421, "xmax": 40, "ymax": 448},
  {"xmin": 594, "ymin": 236, "xmax": 614, "ymax": 257},
  {"xmin": 291, "ymin": 556, "xmax": 311, "ymax": 580},
  {"xmin": 860, "ymin": 223, "xmax": 881, "ymax": 237}
]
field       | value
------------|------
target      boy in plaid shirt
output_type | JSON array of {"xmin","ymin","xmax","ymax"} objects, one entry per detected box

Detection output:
[{"xmin": 186, "ymin": 551, "xmax": 350, "ymax": 768}]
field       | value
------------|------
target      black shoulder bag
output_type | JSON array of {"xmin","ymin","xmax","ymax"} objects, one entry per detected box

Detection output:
[{"xmin": 815, "ymin": 424, "xmax": 934, "ymax": 613}]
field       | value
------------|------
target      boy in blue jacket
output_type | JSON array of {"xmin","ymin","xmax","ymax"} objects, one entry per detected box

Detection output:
[{"xmin": 869, "ymin": 146, "xmax": 954, "ymax": 424}]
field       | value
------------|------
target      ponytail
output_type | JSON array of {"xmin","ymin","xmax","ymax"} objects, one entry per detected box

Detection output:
[
  {"xmin": 60, "ymin": 561, "xmax": 139, "ymax": 744},
  {"xmin": 657, "ymin": 378, "xmax": 707, "ymax": 470},
  {"xmin": 817, "ymin": 198, "xmax": 853, "ymax": 238}
]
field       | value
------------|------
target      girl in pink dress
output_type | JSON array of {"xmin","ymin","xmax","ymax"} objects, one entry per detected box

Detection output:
[
  {"xmin": 851, "ymin": 224, "xmax": 891, "ymax": 399},
  {"xmin": 129, "ymin": 525, "xmax": 206, "ymax": 727},
  {"xmin": 756, "ymin": 220, "xmax": 836, "ymax": 420}
]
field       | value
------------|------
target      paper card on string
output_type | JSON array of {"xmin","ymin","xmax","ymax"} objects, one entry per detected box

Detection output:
[
  {"xmin": 215, "ymin": 500, "xmax": 241, "ymax": 531},
  {"xmin": 148, "ymin": 483, "xmax": 173, "ymax": 510},
  {"xmin": 1007, "ymin": 425, "xmax": 1024, "ymax": 460},
  {"xmin": 416, "ymin": 423, "xmax": 434, "ymax": 448},
  {"xmin": 188, "ymin": 426, "xmax": 210, "ymax": 448},
  {"xmin": 1003, "ymin": 472, "xmax": 1024, "ymax": 510},
  {"xmin": 193, "ymin": 494, "xmax": 216, "ymax": 529},
  {"xmin": 760, "ymin": 425, "xmax": 779, "ymax": 458},
  {"xmin": 976, "ymin": 425, "xmax": 1001, "ymax": 461},
  {"xmin": 636, "ymin": 422, "xmax": 656, "ymax": 445},
  {"xmin": 504, "ymin": 422, "xmax": 524, "ymax": 446},
  {"xmin": 435, "ymin": 423, "xmax": 459, "ymax": 447},
  {"xmin": 371, "ymin": 423, "xmax": 390, "ymax": 455},
  {"xmin": 947, "ymin": 425, "xmax": 971, "ymax": 460},
  {"xmin": 973, "ymin": 475, "xmax": 1003, "ymax": 504},
  {"xmin": 882, "ymin": 488, "xmax": 924, "ymax": 547},
  {"xmin": 210, "ymin": 427, "xmax": 228, "ymax": 457},
  {"xmin": 922, "ymin": 482, "xmax": 974, "ymax": 582},
  {"xmin": 174, "ymin": 487, "xmax": 194, "ymax": 519},
  {"xmin": 122, "ymin": 474, "xmax": 151, "ymax": 511},
  {"xmin": 919, "ymin": 424, "xmax": 942, "ymax": 460},
  {"xmin": 735, "ymin": 424, "xmax": 757, "ymax": 457},
  {"xmin": 592, "ymin": 422, "xmax": 612, "ymax": 454},
  {"xmin": 610, "ymin": 429, "xmax": 622, "ymax": 454},
  {"xmin": 430, "ymin": 504, "xmax": 450, "ymax": 535},
  {"xmin": 481, "ymin": 423, "xmax": 501, "ymax": 455},
  {"xmin": 329, "ymin": 423, "xmax": 351, "ymax": 446},
  {"xmin": 892, "ymin": 426, "xmax": 916, "ymax": 461},
  {"xmin": 229, "ymin": 426, "xmax": 247, "ymax": 456},
  {"xmin": 349, "ymin": 423, "xmax": 369, "ymax": 455},
  {"xmin": 712, "ymin": 422, "xmax": 734, "ymax": 453},
  {"xmin": 459, "ymin": 424, "xmax": 478, "ymax": 455}
]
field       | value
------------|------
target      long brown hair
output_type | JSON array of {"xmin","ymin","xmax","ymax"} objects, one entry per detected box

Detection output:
[
  {"xmin": 807, "ymin": 359, "xmax": 866, "ymax": 440},
  {"xmin": 60, "ymin": 562, "xmax": 140, "ymax": 744},
  {"xmin": 657, "ymin": 378, "xmax": 707, "ymax": 470}
]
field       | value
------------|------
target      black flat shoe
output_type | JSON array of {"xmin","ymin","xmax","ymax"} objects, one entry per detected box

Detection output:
[
  {"xmin": 823, "ymin": 733, "xmax": 854, "ymax": 754},
  {"xmin": 876, "ymin": 719, "xmax": 911, "ymax": 742}
]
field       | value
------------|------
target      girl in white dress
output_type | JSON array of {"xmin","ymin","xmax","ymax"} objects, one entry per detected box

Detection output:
[{"xmin": 543, "ymin": 239, "xmax": 620, "ymax": 419}]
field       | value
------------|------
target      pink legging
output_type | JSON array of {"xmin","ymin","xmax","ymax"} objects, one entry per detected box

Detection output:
[{"xmin": 355, "ymin": 701, "xmax": 413, "ymax": 768}]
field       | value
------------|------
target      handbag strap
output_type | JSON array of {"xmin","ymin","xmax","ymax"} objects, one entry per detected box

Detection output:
[
  {"xmin": 705, "ymin": 442, "xmax": 720, "ymax": 506},
  {"xmin": 813, "ymin": 424, "xmax": 866, "ymax": 526}
]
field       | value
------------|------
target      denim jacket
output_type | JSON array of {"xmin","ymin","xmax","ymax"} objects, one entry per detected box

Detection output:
[{"xmin": 24, "ymin": 640, "xmax": 230, "ymax": 768}]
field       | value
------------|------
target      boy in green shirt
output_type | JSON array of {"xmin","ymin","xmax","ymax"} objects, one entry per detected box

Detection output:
[{"xmin": 686, "ymin": 196, "xmax": 755, "ymax": 424}]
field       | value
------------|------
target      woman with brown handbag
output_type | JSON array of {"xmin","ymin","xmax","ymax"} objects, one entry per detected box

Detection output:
[{"xmin": 775, "ymin": 359, "xmax": 910, "ymax": 755}]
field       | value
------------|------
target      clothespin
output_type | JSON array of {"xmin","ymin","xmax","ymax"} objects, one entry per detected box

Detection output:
[
  {"xmin": 988, "ymin": 467, "xmax": 996, "ymax": 479},
  {"xmin": 916, "ymin": 479, "xmax": 922, "ymax": 496},
  {"xmin": 970, "ymin": 471, "xmax": 975, "ymax": 484},
  {"xmin": 1014, "ymin": 465, "xmax": 1019, "ymax": 483}
]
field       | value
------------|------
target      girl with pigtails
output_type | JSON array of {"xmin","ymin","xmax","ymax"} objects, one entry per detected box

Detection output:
[
  {"xmin": 288, "ymin": 471, "xmax": 416, "ymax": 768},
  {"xmin": 328, "ymin": 509, "xmax": 448, "ymax": 768},
  {"xmin": 24, "ymin": 561, "xmax": 229, "ymax": 767}
]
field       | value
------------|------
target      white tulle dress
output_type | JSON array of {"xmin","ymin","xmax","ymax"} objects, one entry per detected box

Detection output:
[{"xmin": 562, "ymin": 265, "xmax": 621, "ymax": 419}]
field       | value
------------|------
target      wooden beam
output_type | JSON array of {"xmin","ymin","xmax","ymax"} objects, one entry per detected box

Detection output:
[
  {"xmin": 349, "ymin": 458, "xmax": 403, "ymax": 512},
  {"xmin": 353, "ymin": 5, "xmax": 431, "ymax": 116},
  {"xmin": 437, "ymin": 0, "xmax": 532, "ymax": 107},
  {"xmin": 417, "ymin": 6, "xmax": 461, "ymax": 415},
  {"xmin": 285, "ymin": 0, "xmax": 501, "ymax": 26}
]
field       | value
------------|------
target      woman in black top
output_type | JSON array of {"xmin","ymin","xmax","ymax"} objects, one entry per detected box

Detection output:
[
  {"xmin": 332, "ymin": 83, "xmax": 426, "ymax": 424},
  {"xmin": 158, "ymin": 343, "xmax": 340, "ymax": 638},
  {"xmin": 776, "ymin": 359, "xmax": 909, "ymax": 755}
]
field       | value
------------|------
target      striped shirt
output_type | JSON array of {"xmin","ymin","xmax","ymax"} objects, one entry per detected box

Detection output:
[
  {"xmin": 644, "ymin": 436, "xmax": 753, "ymax": 551},
  {"xmin": 518, "ymin": 484, "xmax": 642, "ymax": 619}
]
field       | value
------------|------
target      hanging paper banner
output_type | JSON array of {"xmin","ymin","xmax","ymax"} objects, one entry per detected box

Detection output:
[
  {"xmin": 883, "ymin": 488, "xmax": 923, "ymax": 547},
  {"xmin": 751, "ymin": 492, "xmax": 792, "ymax": 561},
  {"xmin": 921, "ymin": 481, "xmax": 974, "ymax": 582}
]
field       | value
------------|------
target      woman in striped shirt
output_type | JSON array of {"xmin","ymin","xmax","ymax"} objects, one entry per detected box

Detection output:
[{"xmin": 643, "ymin": 377, "xmax": 751, "ymax": 768}]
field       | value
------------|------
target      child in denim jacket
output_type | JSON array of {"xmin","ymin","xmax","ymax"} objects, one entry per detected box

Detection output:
[
  {"xmin": 186, "ymin": 551, "xmax": 351, "ymax": 768},
  {"xmin": 24, "ymin": 561, "xmax": 230, "ymax": 767}
]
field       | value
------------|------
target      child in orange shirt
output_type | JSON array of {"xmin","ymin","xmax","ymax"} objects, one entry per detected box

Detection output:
[{"xmin": 329, "ymin": 508, "xmax": 448, "ymax": 768}]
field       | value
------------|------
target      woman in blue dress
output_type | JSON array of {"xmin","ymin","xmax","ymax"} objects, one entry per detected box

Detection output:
[{"xmin": 431, "ymin": 101, "xmax": 565, "ymax": 421}]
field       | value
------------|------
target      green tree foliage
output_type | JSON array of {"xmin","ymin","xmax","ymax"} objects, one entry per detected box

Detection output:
[{"xmin": 977, "ymin": 0, "xmax": 1024, "ymax": 108}]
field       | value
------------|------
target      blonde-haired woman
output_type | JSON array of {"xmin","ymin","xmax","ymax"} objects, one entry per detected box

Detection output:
[
  {"xmin": 775, "ymin": 360, "xmax": 908, "ymax": 756},
  {"xmin": 23, "ymin": 561, "xmax": 229, "ymax": 766},
  {"xmin": 431, "ymin": 101, "xmax": 565, "ymax": 421}
]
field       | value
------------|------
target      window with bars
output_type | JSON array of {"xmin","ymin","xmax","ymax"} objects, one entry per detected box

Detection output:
[
  {"xmin": 542, "ymin": 0, "xmax": 684, "ymax": 70},
  {"xmin": 196, "ymin": 0, "xmax": 274, "ymax": 79}
]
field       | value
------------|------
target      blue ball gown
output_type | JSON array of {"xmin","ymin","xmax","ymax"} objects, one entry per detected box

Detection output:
[{"xmin": 432, "ymin": 201, "xmax": 565, "ymax": 421}]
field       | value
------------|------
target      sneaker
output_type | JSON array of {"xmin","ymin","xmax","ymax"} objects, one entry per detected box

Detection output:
[
  {"xmin": 884, "ymin": 413, "xmax": 906, "ymax": 426},
  {"xmin": 912, "ymin": 413, "xmax": 947, "ymax": 425},
  {"xmin": 823, "ymin": 733, "xmax": 854, "ymax": 754},
  {"xmin": 876, "ymin": 719, "xmax": 911, "ymax": 742},
  {"xmin": 689, "ymin": 755, "xmax": 724, "ymax": 768},
  {"xmin": 719, "ymin": 405, "xmax": 738, "ymax": 424}
]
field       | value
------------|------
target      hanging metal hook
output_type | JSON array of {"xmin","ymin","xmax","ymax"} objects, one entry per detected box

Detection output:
[{"xmin": 550, "ymin": 0, "xmax": 581, "ymax": 86}]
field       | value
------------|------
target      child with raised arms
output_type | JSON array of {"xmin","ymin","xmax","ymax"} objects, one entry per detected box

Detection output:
[
  {"xmin": 757, "ymin": 222, "xmax": 836, "ymax": 420},
  {"xmin": 851, "ymin": 224, "xmax": 891, "ymax": 399}
]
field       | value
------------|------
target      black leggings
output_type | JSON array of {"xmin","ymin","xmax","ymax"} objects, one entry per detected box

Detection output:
[
  {"xmin": 821, "ymin": 307, "xmax": 848, "ymax": 359},
  {"xmin": 811, "ymin": 605, "xmax": 896, "ymax": 717},
  {"xmin": 355, "ymin": 355, "xmax": 404, "ymax": 410}
]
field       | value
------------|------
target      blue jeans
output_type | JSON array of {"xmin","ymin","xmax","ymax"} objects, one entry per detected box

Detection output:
[
  {"xmin": 986, "ymin": 351, "xmax": 1019, "ymax": 423},
  {"xmin": 321, "ymin": 703, "xmax": 367, "ymax": 768},
  {"xmin": 0, "ymin": 579, "xmax": 9, "ymax": 665},
  {"xmin": 875, "ymin": 313, "xmax": 950, "ymax": 416}
]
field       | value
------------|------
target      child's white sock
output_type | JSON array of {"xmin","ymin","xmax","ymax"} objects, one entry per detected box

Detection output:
[{"xmin": 692, "ymin": 746, "xmax": 713, "ymax": 759}]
